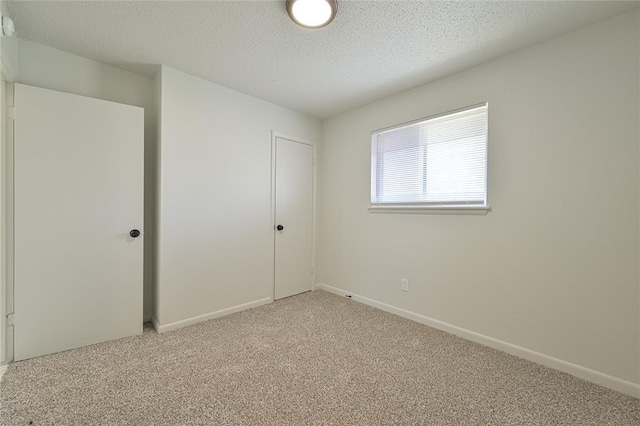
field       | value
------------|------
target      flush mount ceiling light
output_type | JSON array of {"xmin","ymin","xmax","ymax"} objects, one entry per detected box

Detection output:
[{"xmin": 286, "ymin": 0, "xmax": 337, "ymax": 29}]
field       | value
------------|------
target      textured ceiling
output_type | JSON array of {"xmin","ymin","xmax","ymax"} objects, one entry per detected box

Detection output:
[{"xmin": 6, "ymin": 1, "xmax": 639, "ymax": 118}]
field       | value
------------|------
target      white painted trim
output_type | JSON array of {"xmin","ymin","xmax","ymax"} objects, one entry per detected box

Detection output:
[
  {"xmin": 271, "ymin": 131, "xmax": 317, "ymax": 148},
  {"xmin": 0, "ymin": 363, "xmax": 7, "ymax": 381},
  {"xmin": 270, "ymin": 131, "xmax": 318, "ymax": 301},
  {"xmin": 2, "ymin": 82, "xmax": 14, "ymax": 364},
  {"xmin": 269, "ymin": 134, "xmax": 277, "ymax": 300},
  {"xmin": 315, "ymin": 283, "xmax": 640, "ymax": 398},
  {"xmin": 0, "ymin": 71, "xmax": 5, "ymax": 367},
  {"xmin": 152, "ymin": 297, "xmax": 272, "ymax": 333},
  {"xmin": 369, "ymin": 205, "xmax": 491, "ymax": 215}
]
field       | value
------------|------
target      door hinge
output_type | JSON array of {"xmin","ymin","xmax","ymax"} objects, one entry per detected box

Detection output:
[
  {"xmin": 7, "ymin": 106, "xmax": 15, "ymax": 120},
  {"xmin": 6, "ymin": 313, "xmax": 14, "ymax": 326}
]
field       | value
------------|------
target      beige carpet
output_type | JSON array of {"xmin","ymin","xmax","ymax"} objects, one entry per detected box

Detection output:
[{"xmin": 0, "ymin": 290, "xmax": 638, "ymax": 425}]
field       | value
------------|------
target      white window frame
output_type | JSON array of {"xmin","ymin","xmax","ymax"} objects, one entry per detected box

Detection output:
[{"xmin": 369, "ymin": 103, "xmax": 491, "ymax": 215}]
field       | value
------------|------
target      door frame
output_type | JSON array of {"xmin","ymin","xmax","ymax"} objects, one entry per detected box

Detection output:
[
  {"xmin": 1, "ymin": 78, "xmax": 14, "ymax": 370},
  {"xmin": 270, "ymin": 131, "xmax": 317, "ymax": 301},
  {"xmin": 1, "ymin": 39, "xmax": 18, "ymax": 373}
]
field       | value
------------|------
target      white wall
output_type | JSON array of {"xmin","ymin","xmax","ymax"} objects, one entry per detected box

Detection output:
[
  {"xmin": 154, "ymin": 66, "xmax": 321, "ymax": 328},
  {"xmin": 318, "ymin": 10, "xmax": 640, "ymax": 390},
  {"xmin": 14, "ymin": 40, "xmax": 156, "ymax": 320}
]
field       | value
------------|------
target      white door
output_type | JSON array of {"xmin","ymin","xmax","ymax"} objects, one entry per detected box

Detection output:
[
  {"xmin": 274, "ymin": 136, "xmax": 314, "ymax": 300},
  {"xmin": 13, "ymin": 84, "xmax": 144, "ymax": 361}
]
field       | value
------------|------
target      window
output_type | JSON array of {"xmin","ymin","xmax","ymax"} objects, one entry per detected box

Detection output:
[{"xmin": 370, "ymin": 103, "xmax": 488, "ymax": 212}]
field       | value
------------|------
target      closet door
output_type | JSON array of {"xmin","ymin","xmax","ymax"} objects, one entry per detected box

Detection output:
[
  {"xmin": 273, "ymin": 136, "xmax": 314, "ymax": 300},
  {"xmin": 14, "ymin": 84, "xmax": 144, "ymax": 360}
]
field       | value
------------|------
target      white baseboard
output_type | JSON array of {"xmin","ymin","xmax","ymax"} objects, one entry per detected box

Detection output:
[
  {"xmin": 316, "ymin": 283, "xmax": 640, "ymax": 398},
  {"xmin": 152, "ymin": 297, "xmax": 273, "ymax": 333},
  {"xmin": 0, "ymin": 363, "xmax": 8, "ymax": 381}
]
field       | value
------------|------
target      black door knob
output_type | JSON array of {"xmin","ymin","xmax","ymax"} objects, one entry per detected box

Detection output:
[
  {"xmin": 130, "ymin": 229, "xmax": 141, "ymax": 238},
  {"xmin": 276, "ymin": 225, "xmax": 284, "ymax": 231}
]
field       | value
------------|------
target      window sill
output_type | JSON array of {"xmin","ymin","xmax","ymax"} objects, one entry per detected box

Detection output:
[{"xmin": 368, "ymin": 205, "xmax": 491, "ymax": 215}]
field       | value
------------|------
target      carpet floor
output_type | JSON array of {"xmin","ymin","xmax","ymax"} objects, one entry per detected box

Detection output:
[{"xmin": 0, "ymin": 290, "xmax": 638, "ymax": 425}]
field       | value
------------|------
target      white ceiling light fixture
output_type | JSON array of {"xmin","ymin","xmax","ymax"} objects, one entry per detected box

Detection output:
[{"xmin": 286, "ymin": 0, "xmax": 337, "ymax": 29}]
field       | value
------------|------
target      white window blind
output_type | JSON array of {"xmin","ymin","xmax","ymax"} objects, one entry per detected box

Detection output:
[{"xmin": 371, "ymin": 103, "xmax": 488, "ymax": 207}]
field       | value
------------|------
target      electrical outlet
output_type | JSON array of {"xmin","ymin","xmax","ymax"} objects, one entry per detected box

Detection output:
[{"xmin": 401, "ymin": 278, "xmax": 409, "ymax": 292}]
